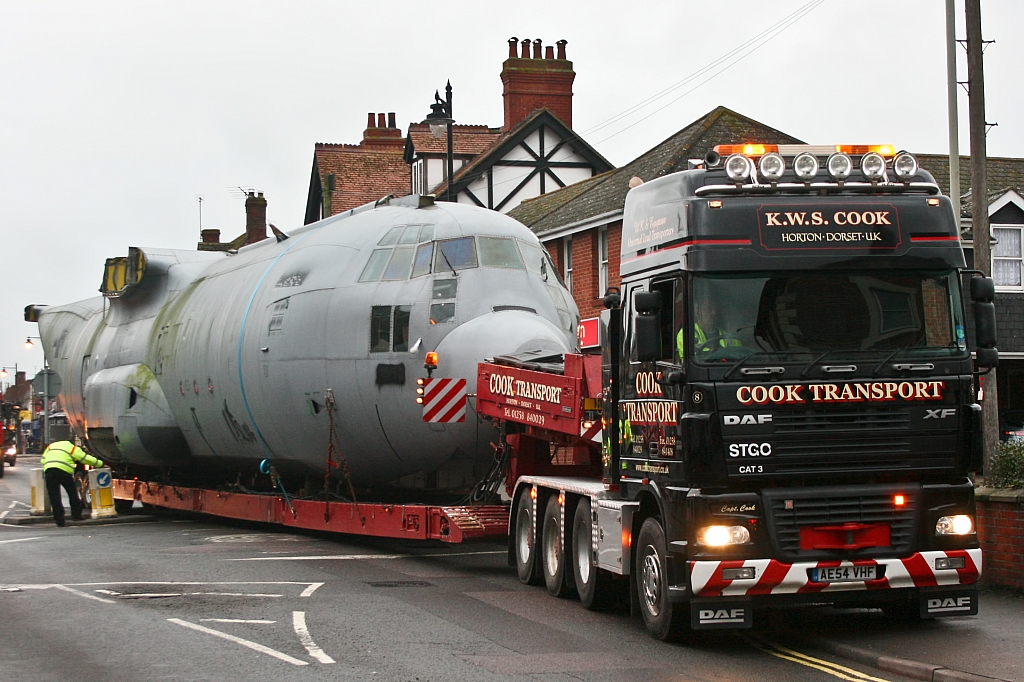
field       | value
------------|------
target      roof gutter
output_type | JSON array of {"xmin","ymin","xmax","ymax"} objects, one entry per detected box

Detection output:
[{"xmin": 533, "ymin": 209, "xmax": 623, "ymax": 242}]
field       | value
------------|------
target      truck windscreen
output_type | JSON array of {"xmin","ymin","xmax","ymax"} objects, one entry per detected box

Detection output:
[{"xmin": 690, "ymin": 270, "xmax": 966, "ymax": 363}]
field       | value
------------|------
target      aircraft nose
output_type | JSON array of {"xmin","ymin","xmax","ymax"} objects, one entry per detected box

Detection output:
[{"xmin": 433, "ymin": 310, "xmax": 573, "ymax": 382}]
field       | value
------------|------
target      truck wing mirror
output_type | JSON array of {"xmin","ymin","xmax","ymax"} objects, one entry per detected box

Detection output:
[
  {"xmin": 634, "ymin": 290, "xmax": 662, "ymax": 313},
  {"xmin": 976, "ymin": 347, "xmax": 999, "ymax": 369},
  {"xmin": 635, "ymin": 313, "xmax": 661, "ymax": 362},
  {"xmin": 972, "ymin": 296, "xmax": 998, "ymax": 370},
  {"xmin": 969, "ymin": 276, "xmax": 995, "ymax": 302}
]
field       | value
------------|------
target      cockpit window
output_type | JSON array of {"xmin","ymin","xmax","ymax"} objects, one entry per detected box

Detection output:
[
  {"xmin": 378, "ymin": 227, "xmax": 404, "ymax": 246},
  {"xmin": 479, "ymin": 237, "xmax": 526, "ymax": 269},
  {"xmin": 435, "ymin": 238, "xmax": 478, "ymax": 271},
  {"xmin": 382, "ymin": 247, "xmax": 414, "ymax": 280},
  {"xmin": 432, "ymin": 279, "xmax": 457, "ymax": 299},
  {"xmin": 517, "ymin": 240, "xmax": 544, "ymax": 275},
  {"xmin": 411, "ymin": 243, "xmax": 434, "ymax": 278},
  {"xmin": 358, "ymin": 249, "xmax": 391, "ymax": 282},
  {"xmin": 398, "ymin": 225, "xmax": 423, "ymax": 245}
]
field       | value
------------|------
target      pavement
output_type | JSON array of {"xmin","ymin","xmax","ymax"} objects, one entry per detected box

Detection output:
[{"xmin": 1, "ymin": 457, "xmax": 1021, "ymax": 681}]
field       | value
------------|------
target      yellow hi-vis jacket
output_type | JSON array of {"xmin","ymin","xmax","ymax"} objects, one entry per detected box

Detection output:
[{"xmin": 40, "ymin": 441, "xmax": 103, "ymax": 475}]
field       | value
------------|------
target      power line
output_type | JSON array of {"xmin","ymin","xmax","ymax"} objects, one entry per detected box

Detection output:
[{"xmin": 588, "ymin": 0, "xmax": 826, "ymax": 145}]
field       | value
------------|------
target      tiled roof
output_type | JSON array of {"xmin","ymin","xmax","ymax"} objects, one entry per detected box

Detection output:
[
  {"xmin": 433, "ymin": 108, "xmax": 613, "ymax": 200},
  {"xmin": 915, "ymin": 153, "xmax": 1024, "ymax": 218},
  {"xmin": 405, "ymin": 123, "xmax": 502, "ymax": 156},
  {"xmin": 314, "ymin": 143, "xmax": 410, "ymax": 213},
  {"xmin": 508, "ymin": 106, "xmax": 803, "ymax": 234}
]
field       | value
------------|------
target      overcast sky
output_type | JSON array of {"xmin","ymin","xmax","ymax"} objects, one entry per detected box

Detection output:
[{"xmin": 2, "ymin": 0, "xmax": 1021, "ymax": 379}]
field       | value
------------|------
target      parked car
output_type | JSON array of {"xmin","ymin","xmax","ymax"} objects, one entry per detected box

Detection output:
[{"xmin": 999, "ymin": 410, "xmax": 1024, "ymax": 441}]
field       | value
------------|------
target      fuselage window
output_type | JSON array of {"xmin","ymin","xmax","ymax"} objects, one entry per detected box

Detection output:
[
  {"xmin": 430, "ymin": 278, "xmax": 458, "ymax": 324},
  {"xmin": 359, "ymin": 249, "xmax": 392, "ymax": 282},
  {"xmin": 370, "ymin": 305, "xmax": 412, "ymax": 352},
  {"xmin": 432, "ymin": 278, "xmax": 457, "ymax": 299},
  {"xmin": 479, "ymin": 237, "xmax": 526, "ymax": 269},
  {"xmin": 435, "ymin": 237, "xmax": 478, "ymax": 272},
  {"xmin": 412, "ymin": 243, "xmax": 434, "ymax": 277},
  {"xmin": 370, "ymin": 306, "xmax": 391, "ymax": 352},
  {"xmin": 382, "ymin": 247, "xmax": 414, "ymax": 280}
]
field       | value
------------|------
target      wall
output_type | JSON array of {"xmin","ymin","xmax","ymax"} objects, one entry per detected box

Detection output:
[{"xmin": 975, "ymin": 488, "xmax": 1024, "ymax": 590}]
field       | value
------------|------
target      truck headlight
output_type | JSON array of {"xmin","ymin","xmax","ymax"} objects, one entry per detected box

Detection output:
[
  {"xmin": 697, "ymin": 525, "xmax": 750, "ymax": 546},
  {"xmin": 892, "ymin": 152, "xmax": 918, "ymax": 179},
  {"xmin": 792, "ymin": 152, "xmax": 819, "ymax": 181},
  {"xmin": 861, "ymin": 152, "xmax": 886, "ymax": 180},
  {"xmin": 935, "ymin": 515, "xmax": 974, "ymax": 536},
  {"xmin": 758, "ymin": 153, "xmax": 785, "ymax": 181},
  {"xmin": 725, "ymin": 154, "xmax": 752, "ymax": 183}
]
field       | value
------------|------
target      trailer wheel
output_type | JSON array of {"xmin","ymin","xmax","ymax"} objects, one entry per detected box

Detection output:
[
  {"xmin": 514, "ymin": 487, "xmax": 539, "ymax": 585},
  {"xmin": 573, "ymin": 498, "xmax": 610, "ymax": 609},
  {"xmin": 542, "ymin": 495, "xmax": 573, "ymax": 597},
  {"xmin": 637, "ymin": 517, "xmax": 682, "ymax": 640}
]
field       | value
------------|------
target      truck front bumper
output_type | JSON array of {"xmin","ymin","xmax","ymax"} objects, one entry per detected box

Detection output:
[{"xmin": 688, "ymin": 548, "xmax": 981, "ymax": 597}]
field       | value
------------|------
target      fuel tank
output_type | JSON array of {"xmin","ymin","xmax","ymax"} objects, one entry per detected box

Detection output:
[{"xmin": 34, "ymin": 196, "xmax": 579, "ymax": 491}]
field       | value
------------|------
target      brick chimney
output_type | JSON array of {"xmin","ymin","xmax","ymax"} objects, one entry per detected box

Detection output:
[
  {"xmin": 245, "ymin": 191, "xmax": 267, "ymax": 245},
  {"xmin": 200, "ymin": 229, "xmax": 221, "ymax": 244},
  {"xmin": 15, "ymin": 371, "xmax": 25, "ymax": 386},
  {"xmin": 500, "ymin": 37, "xmax": 575, "ymax": 131},
  {"xmin": 362, "ymin": 111, "xmax": 405, "ymax": 149}
]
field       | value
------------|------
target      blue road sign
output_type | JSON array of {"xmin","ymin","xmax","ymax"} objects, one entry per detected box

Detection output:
[{"xmin": 96, "ymin": 471, "xmax": 111, "ymax": 487}]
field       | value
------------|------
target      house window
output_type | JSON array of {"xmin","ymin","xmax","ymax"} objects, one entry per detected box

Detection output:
[
  {"xmin": 598, "ymin": 226, "xmax": 609, "ymax": 297},
  {"xmin": 564, "ymin": 236, "xmax": 573, "ymax": 295},
  {"xmin": 993, "ymin": 226, "xmax": 1024, "ymax": 288},
  {"xmin": 370, "ymin": 305, "xmax": 412, "ymax": 352}
]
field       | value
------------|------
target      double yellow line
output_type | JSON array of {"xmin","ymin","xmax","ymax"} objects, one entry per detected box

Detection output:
[{"xmin": 745, "ymin": 635, "xmax": 893, "ymax": 682}]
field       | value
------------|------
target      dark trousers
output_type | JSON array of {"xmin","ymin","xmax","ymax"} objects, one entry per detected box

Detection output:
[{"xmin": 44, "ymin": 468, "xmax": 83, "ymax": 525}]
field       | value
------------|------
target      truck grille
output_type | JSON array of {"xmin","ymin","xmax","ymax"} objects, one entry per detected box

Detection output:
[
  {"xmin": 762, "ymin": 484, "xmax": 920, "ymax": 562},
  {"xmin": 772, "ymin": 407, "xmax": 909, "ymax": 432}
]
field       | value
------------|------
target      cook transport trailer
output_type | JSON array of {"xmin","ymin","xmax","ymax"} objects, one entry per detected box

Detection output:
[{"xmin": 489, "ymin": 145, "xmax": 997, "ymax": 639}]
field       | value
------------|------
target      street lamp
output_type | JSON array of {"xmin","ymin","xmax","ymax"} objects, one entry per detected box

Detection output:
[
  {"xmin": 0, "ymin": 364, "xmax": 16, "ymax": 379},
  {"xmin": 423, "ymin": 81, "xmax": 455, "ymax": 202},
  {"xmin": 24, "ymin": 337, "xmax": 34, "ymax": 350}
]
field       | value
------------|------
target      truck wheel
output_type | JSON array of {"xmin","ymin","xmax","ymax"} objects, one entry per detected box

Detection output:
[
  {"xmin": 514, "ymin": 487, "xmax": 539, "ymax": 585},
  {"xmin": 573, "ymin": 498, "xmax": 610, "ymax": 609},
  {"xmin": 0, "ymin": 463, "xmax": 5, "ymax": 478},
  {"xmin": 637, "ymin": 516, "xmax": 682, "ymax": 640},
  {"xmin": 542, "ymin": 495, "xmax": 573, "ymax": 597}
]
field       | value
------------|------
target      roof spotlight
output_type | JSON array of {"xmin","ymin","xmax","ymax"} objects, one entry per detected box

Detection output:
[
  {"xmin": 725, "ymin": 154, "xmax": 752, "ymax": 183},
  {"xmin": 826, "ymin": 152, "xmax": 853, "ymax": 181},
  {"xmin": 861, "ymin": 152, "xmax": 886, "ymax": 181},
  {"xmin": 793, "ymin": 152, "xmax": 818, "ymax": 181},
  {"xmin": 758, "ymin": 153, "xmax": 785, "ymax": 181},
  {"xmin": 893, "ymin": 152, "xmax": 918, "ymax": 180}
]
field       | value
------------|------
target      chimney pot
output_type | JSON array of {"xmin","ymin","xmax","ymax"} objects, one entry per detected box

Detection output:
[
  {"xmin": 520, "ymin": 39, "xmax": 530, "ymax": 58},
  {"xmin": 501, "ymin": 37, "xmax": 576, "ymax": 130},
  {"xmin": 377, "ymin": 113, "xmax": 386, "ymax": 128},
  {"xmin": 387, "ymin": 112, "xmax": 396, "ymax": 128},
  {"xmin": 367, "ymin": 112, "xmax": 376, "ymax": 128},
  {"xmin": 556, "ymin": 39, "xmax": 567, "ymax": 59},
  {"xmin": 201, "ymin": 228, "xmax": 221, "ymax": 244},
  {"xmin": 508, "ymin": 37, "xmax": 518, "ymax": 58},
  {"xmin": 545, "ymin": 45, "xmax": 554, "ymax": 59},
  {"xmin": 532, "ymin": 39, "xmax": 542, "ymax": 59},
  {"xmin": 244, "ymin": 191, "xmax": 268, "ymax": 245}
]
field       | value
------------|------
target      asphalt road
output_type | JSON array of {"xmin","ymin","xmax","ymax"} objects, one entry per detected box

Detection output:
[{"xmin": 0, "ymin": 460, "xmax": 1015, "ymax": 682}]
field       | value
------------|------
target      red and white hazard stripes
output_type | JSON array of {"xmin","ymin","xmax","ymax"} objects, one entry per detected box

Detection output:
[
  {"xmin": 690, "ymin": 549, "xmax": 982, "ymax": 597},
  {"xmin": 421, "ymin": 378, "xmax": 467, "ymax": 423}
]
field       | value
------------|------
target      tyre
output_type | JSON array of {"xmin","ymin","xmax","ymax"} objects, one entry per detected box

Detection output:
[
  {"xmin": 514, "ymin": 486, "xmax": 540, "ymax": 585},
  {"xmin": 636, "ymin": 516, "xmax": 684, "ymax": 640},
  {"xmin": 541, "ymin": 494, "xmax": 574, "ymax": 597},
  {"xmin": 0, "ymin": 462, "xmax": 5, "ymax": 478},
  {"xmin": 573, "ymin": 498, "xmax": 611, "ymax": 609}
]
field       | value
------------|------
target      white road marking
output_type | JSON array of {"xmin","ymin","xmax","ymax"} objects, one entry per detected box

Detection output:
[
  {"xmin": 167, "ymin": 618, "xmax": 308, "ymax": 666},
  {"xmin": 292, "ymin": 611, "xmax": 335, "ymax": 664},
  {"xmin": 119, "ymin": 593, "xmax": 184, "ymax": 599},
  {"xmin": 0, "ymin": 536, "xmax": 42, "ymax": 545},
  {"xmin": 0, "ymin": 511, "xmax": 9, "ymax": 519},
  {"xmin": 189, "ymin": 592, "xmax": 282, "ymax": 597},
  {"xmin": 200, "ymin": 619, "xmax": 276, "ymax": 624},
  {"xmin": 95, "ymin": 589, "xmax": 121, "ymax": 595},
  {"xmin": 299, "ymin": 583, "xmax": 324, "ymax": 598},
  {"xmin": 53, "ymin": 584, "xmax": 115, "ymax": 604},
  {"xmin": 231, "ymin": 550, "xmax": 506, "ymax": 562},
  {"xmin": 11, "ymin": 501, "xmax": 30, "ymax": 508},
  {"xmin": 5, "ymin": 502, "xmax": 17, "ymax": 509}
]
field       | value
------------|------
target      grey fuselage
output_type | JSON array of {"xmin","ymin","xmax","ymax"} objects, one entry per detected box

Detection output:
[{"xmin": 37, "ymin": 198, "xmax": 579, "ymax": 491}]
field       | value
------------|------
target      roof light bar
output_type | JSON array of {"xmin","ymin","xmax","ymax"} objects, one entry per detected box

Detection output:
[{"xmin": 713, "ymin": 143, "xmax": 898, "ymax": 158}]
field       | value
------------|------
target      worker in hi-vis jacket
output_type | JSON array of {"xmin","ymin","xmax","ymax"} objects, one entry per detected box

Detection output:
[{"xmin": 40, "ymin": 440, "xmax": 103, "ymax": 526}]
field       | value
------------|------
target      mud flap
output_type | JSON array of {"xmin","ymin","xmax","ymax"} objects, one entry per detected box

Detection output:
[
  {"xmin": 691, "ymin": 597, "xmax": 753, "ymax": 629},
  {"xmin": 920, "ymin": 587, "xmax": 978, "ymax": 618}
]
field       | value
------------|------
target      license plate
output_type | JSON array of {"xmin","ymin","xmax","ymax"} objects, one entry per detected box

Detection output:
[{"xmin": 810, "ymin": 565, "xmax": 877, "ymax": 583}]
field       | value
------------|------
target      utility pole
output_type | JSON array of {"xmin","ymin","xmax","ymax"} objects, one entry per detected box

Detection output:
[
  {"xmin": 965, "ymin": 0, "xmax": 997, "ymax": 476},
  {"xmin": 945, "ymin": 0, "xmax": 960, "ymax": 206}
]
